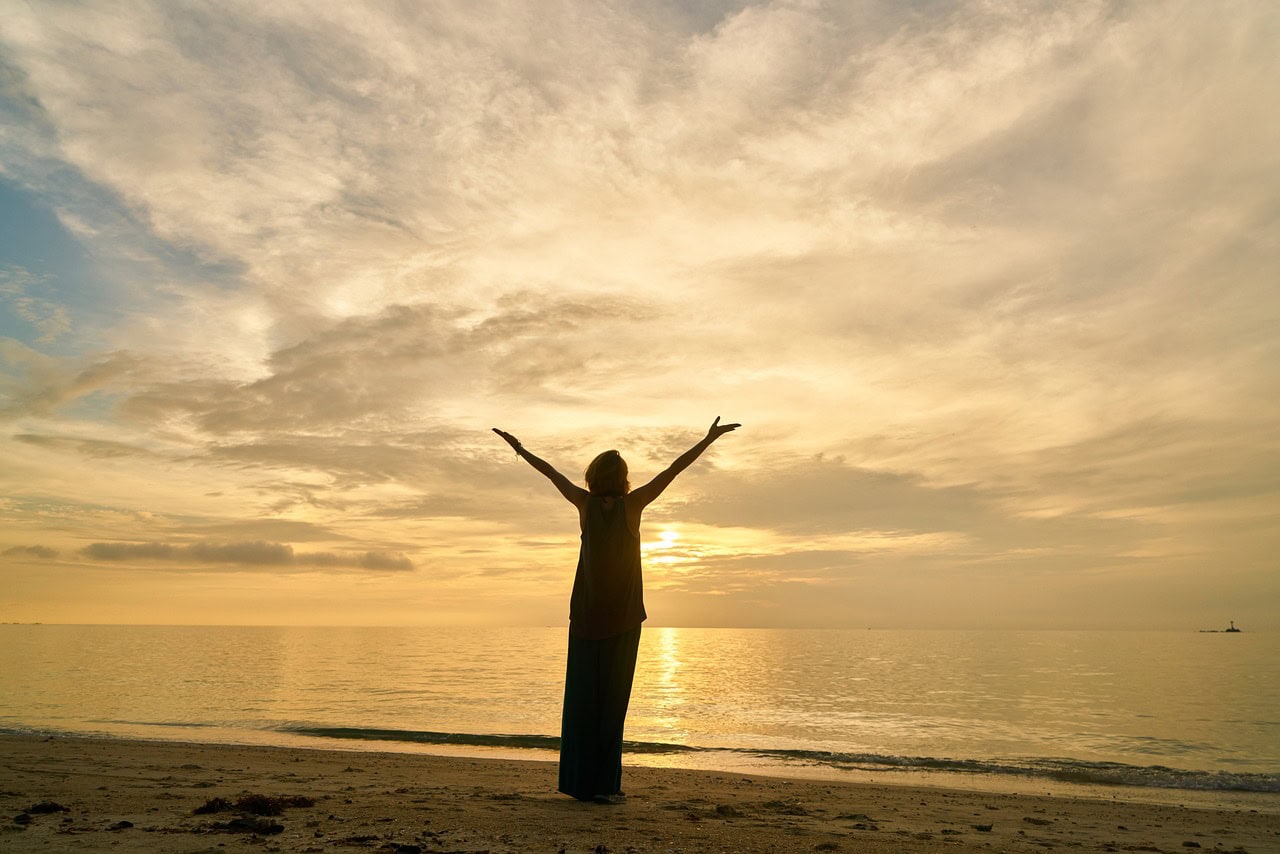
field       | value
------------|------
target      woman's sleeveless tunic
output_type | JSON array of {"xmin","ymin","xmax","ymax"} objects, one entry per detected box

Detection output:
[{"xmin": 569, "ymin": 496, "xmax": 646, "ymax": 640}]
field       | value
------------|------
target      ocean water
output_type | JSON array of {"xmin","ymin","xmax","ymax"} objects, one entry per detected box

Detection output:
[{"xmin": 2, "ymin": 625, "xmax": 1276, "ymax": 806}]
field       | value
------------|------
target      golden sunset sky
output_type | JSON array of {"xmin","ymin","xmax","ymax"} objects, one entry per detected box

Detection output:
[{"xmin": 1, "ymin": 1, "xmax": 1277, "ymax": 629}]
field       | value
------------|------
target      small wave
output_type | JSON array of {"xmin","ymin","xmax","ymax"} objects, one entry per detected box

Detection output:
[
  {"xmin": 282, "ymin": 726, "xmax": 700, "ymax": 754},
  {"xmin": 817, "ymin": 752, "xmax": 1280, "ymax": 793},
  {"xmin": 87, "ymin": 719, "xmax": 218, "ymax": 729},
  {"xmin": 279, "ymin": 726, "xmax": 1280, "ymax": 793},
  {"xmin": 285, "ymin": 727, "xmax": 562, "ymax": 751}
]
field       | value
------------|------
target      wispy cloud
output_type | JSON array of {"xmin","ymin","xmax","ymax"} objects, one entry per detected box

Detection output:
[
  {"xmin": 0, "ymin": 266, "xmax": 70, "ymax": 343},
  {"xmin": 0, "ymin": 343, "xmax": 142, "ymax": 420}
]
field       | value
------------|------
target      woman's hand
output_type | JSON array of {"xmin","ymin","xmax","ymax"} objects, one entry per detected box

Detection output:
[
  {"xmin": 705, "ymin": 416, "xmax": 741, "ymax": 442},
  {"xmin": 492, "ymin": 428, "xmax": 522, "ymax": 454}
]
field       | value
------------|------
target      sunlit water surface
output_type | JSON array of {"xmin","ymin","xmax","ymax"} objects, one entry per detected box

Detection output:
[{"xmin": 2, "ymin": 626, "xmax": 1276, "ymax": 808}]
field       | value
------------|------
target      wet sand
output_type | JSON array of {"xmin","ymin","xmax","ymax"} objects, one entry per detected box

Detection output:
[{"xmin": 2, "ymin": 734, "xmax": 1275, "ymax": 852}]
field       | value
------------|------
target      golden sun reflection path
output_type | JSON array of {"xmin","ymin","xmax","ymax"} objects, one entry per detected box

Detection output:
[{"xmin": 633, "ymin": 626, "xmax": 687, "ymax": 745}]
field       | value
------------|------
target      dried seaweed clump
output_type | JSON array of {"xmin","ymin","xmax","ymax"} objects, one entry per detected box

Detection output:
[{"xmin": 194, "ymin": 794, "xmax": 315, "ymax": 816}]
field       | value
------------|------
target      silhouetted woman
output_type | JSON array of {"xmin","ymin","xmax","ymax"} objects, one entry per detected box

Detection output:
[{"xmin": 492, "ymin": 417, "xmax": 740, "ymax": 804}]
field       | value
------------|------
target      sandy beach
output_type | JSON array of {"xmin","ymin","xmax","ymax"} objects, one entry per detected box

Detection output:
[{"xmin": 2, "ymin": 734, "xmax": 1275, "ymax": 853}]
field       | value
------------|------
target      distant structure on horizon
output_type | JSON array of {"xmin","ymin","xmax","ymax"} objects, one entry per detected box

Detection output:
[{"xmin": 1199, "ymin": 620, "xmax": 1242, "ymax": 633}]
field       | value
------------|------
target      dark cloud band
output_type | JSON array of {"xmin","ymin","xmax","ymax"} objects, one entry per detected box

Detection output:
[{"xmin": 80, "ymin": 540, "xmax": 412, "ymax": 572}]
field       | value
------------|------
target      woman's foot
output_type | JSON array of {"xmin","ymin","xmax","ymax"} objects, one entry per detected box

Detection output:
[{"xmin": 593, "ymin": 792, "xmax": 626, "ymax": 805}]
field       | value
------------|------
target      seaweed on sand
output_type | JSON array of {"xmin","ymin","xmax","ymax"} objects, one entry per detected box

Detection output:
[{"xmin": 193, "ymin": 794, "xmax": 315, "ymax": 816}]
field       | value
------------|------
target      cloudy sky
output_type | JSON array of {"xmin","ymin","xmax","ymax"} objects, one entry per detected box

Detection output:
[{"xmin": 1, "ymin": 1, "xmax": 1276, "ymax": 629}]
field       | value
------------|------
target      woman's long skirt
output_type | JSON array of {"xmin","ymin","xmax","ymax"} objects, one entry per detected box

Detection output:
[{"xmin": 558, "ymin": 626, "xmax": 642, "ymax": 801}]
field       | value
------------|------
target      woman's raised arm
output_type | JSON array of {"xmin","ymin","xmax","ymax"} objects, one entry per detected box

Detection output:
[
  {"xmin": 629, "ymin": 417, "xmax": 740, "ymax": 508},
  {"xmin": 493, "ymin": 428, "xmax": 590, "ymax": 508}
]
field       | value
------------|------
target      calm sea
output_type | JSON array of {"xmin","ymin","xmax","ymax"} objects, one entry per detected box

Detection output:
[{"xmin": 2, "ymin": 625, "xmax": 1276, "ymax": 806}]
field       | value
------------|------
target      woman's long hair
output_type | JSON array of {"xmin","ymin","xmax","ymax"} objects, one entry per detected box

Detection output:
[{"xmin": 584, "ymin": 450, "xmax": 630, "ymax": 496}]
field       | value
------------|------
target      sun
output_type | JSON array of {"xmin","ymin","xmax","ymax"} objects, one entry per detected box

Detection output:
[{"xmin": 643, "ymin": 528, "xmax": 682, "ymax": 566}]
